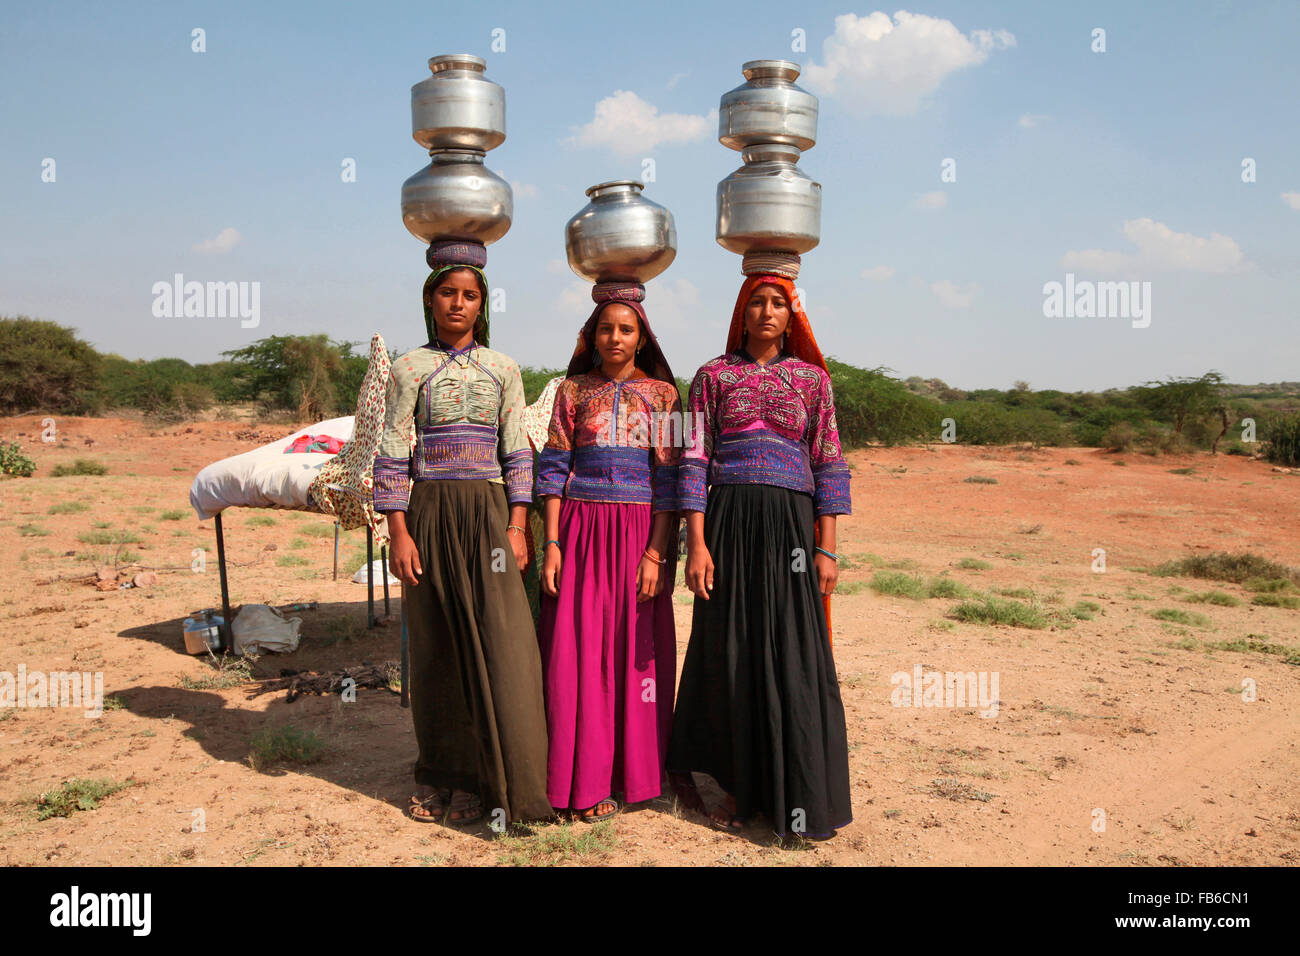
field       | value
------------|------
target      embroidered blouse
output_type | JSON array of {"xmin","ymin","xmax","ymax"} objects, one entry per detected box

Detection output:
[
  {"xmin": 534, "ymin": 371, "xmax": 683, "ymax": 512},
  {"xmin": 372, "ymin": 340, "xmax": 532, "ymax": 513},
  {"xmin": 678, "ymin": 348, "xmax": 852, "ymax": 516}
]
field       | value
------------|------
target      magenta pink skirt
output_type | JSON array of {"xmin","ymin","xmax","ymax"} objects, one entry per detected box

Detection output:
[{"xmin": 538, "ymin": 498, "xmax": 677, "ymax": 810}]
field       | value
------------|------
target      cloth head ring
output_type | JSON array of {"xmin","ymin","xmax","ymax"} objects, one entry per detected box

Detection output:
[
  {"xmin": 427, "ymin": 239, "xmax": 488, "ymax": 270},
  {"xmin": 741, "ymin": 251, "xmax": 801, "ymax": 280},
  {"xmin": 591, "ymin": 281, "xmax": 646, "ymax": 303}
]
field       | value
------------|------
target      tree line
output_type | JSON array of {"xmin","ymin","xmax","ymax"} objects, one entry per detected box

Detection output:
[{"xmin": 2, "ymin": 315, "xmax": 1296, "ymax": 466}]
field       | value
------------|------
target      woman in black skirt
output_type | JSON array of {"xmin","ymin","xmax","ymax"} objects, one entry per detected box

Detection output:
[{"xmin": 668, "ymin": 269, "xmax": 852, "ymax": 840}]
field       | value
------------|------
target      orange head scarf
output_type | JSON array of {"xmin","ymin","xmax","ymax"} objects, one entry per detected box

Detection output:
[
  {"xmin": 726, "ymin": 273, "xmax": 828, "ymax": 374},
  {"xmin": 726, "ymin": 272, "xmax": 838, "ymax": 645}
]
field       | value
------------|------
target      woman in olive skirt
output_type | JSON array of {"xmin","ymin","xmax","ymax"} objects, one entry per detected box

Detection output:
[{"xmin": 376, "ymin": 240, "xmax": 551, "ymax": 827}]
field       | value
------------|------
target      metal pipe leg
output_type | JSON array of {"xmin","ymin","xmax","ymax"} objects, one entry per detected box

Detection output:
[
  {"xmin": 366, "ymin": 523, "xmax": 375, "ymax": 628},
  {"xmin": 381, "ymin": 544, "xmax": 390, "ymax": 617},
  {"xmin": 214, "ymin": 511, "xmax": 233, "ymax": 652}
]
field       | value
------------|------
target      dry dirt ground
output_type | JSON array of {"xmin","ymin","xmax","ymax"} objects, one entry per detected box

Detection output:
[{"xmin": 1, "ymin": 415, "xmax": 1297, "ymax": 867}]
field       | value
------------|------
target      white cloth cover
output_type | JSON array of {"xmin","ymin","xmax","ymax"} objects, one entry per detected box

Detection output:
[{"xmin": 189, "ymin": 416, "xmax": 355, "ymax": 519}]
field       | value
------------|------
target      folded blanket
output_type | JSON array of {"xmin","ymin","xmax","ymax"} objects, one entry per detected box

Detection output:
[{"xmin": 284, "ymin": 434, "xmax": 346, "ymax": 455}]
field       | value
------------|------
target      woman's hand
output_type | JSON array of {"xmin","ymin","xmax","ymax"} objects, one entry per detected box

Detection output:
[
  {"xmin": 541, "ymin": 545, "xmax": 561, "ymax": 598},
  {"xmin": 685, "ymin": 542, "xmax": 713, "ymax": 600},
  {"xmin": 389, "ymin": 527, "xmax": 422, "ymax": 587},
  {"xmin": 814, "ymin": 551, "xmax": 838, "ymax": 596},
  {"xmin": 507, "ymin": 527, "xmax": 528, "ymax": 573},
  {"xmin": 636, "ymin": 556, "xmax": 659, "ymax": 603}
]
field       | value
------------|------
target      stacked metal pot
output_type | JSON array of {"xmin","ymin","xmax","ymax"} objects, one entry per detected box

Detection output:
[
  {"xmin": 565, "ymin": 180, "xmax": 676, "ymax": 300},
  {"xmin": 400, "ymin": 55, "xmax": 513, "ymax": 253},
  {"xmin": 715, "ymin": 60, "xmax": 821, "ymax": 276}
]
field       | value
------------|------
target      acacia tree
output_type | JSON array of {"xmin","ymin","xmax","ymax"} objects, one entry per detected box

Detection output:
[
  {"xmin": 221, "ymin": 334, "xmax": 360, "ymax": 421},
  {"xmin": 1131, "ymin": 371, "xmax": 1226, "ymax": 439}
]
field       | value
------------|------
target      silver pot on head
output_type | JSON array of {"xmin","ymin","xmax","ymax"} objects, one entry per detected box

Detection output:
[
  {"xmin": 411, "ymin": 54, "xmax": 506, "ymax": 152},
  {"xmin": 716, "ymin": 143, "xmax": 821, "ymax": 255},
  {"xmin": 565, "ymin": 181, "xmax": 677, "ymax": 283},
  {"xmin": 718, "ymin": 59, "xmax": 818, "ymax": 152},
  {"xmin": 401, "ymin": 149, "xmax": 513, "ymax": 244}
]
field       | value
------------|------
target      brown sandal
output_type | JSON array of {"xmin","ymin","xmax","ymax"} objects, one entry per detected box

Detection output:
[
  {"xmin": 407, "ymin": 788, "xmax": 449, "ymax": 822},
  {"xmin": 447, "ymin": 790, "xmax": 484, "ymax": 826},
  {"xmin": 579, "ymin": 796, "xmax": 619, "ymax": 822},
  {"xmin": 707, "ymin": 793, "xmax": 745, "ymax": 835}
]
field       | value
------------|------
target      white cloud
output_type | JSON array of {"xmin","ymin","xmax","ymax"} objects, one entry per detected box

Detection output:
[
  {"xmin": 545, "ymin": 259, "xmax": 570, "ymax": 275},
  {"xmin": 1062, "ymin": 218, "xmax": 1250, "ymax": 275},
  {"xmin": 500, "ymin": 176, "xmax": 538, "ymax": 199},
  {"xmin": 666, "ymin": 71, "xmax": 689, "ymax": 90},
  {"xmin": 1282, "ymin": 192, "xmax": 1300, "ymax": 211},
  {"xmin": 193, "ymin": 227, "xmax": 241, "ymax": 254},
  {"xmin": 932, "ymin": 279, "xmax": 980, "ymax": 308},
  {"xmin": 566, "ymin": 91, "xmax": 711, "ymax": 155},
  {"xmin": 861, "ymin": 265, "xmax": 896, "ymax": 280},
  {"xmin": 1018, "ymin": 113, "xmax": 1050, "ymax": 128},
  {"xmin": 915, "ymin": 191, "xmax": 948, "ymax": 209},
  {"xmin": 804, "ymin": 11, "xmax": 1015, "ymax": 116}
]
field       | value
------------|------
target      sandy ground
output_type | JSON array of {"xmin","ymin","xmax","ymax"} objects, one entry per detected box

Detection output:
[{"xmin": 1, "ymin": 414, "xmax": 1297, "ymax": 867}]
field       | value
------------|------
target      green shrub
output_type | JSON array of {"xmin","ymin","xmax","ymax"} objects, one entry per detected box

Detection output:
[
  {"xmin": 1260, "ymin": 410, "xmax": 1300, "ymax": 467},
  {"xmin": 1251, "ymin": 593, "xmax": 1300, "ymax": 610},
  {"xmin": 51, "ymin": 459, "xmax": 108, "ymax": 477},
  {"xmin": 949, "ymin": 596, "xmax": 1051, "ymax": 629},
  {"xmin": 1153, "ymin": 552, "xmax": 1299, "ymax": 586},
  {"xmin": 828, "ymin": 359, "xmax": 943, "ymax": 447},
  {"xmin": 0, "ymin": 317, "xmax": 104, "ymax": 414},
  {"xmin": 249, "ymin": 724, "xmax": 324, "ymax": 771},
  {"xmin": 0, "ymin": 442, "xmax": 36, "ymax": 477},
  {"xmin": 36, "ymin": 778, "xmax": 130, "ymax": 820},
  {"xmin": 1152, "ymin": 608, "xmax": 1212, "ymax": 628}
]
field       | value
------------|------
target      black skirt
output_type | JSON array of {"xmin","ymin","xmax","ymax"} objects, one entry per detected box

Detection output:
[{"xmin": 667, "ymin": 483, "xmax": 852, "ymax": 838}]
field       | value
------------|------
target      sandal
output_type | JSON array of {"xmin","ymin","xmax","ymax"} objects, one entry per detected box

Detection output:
[
  {"xmin": 707, "ymin": 793, "xmax": 745, "ymax": 835},
  {"xmin": 579, "ymin": 796, "xmax": 619, "ymax": 822},
  {"xmin": 447, "ymin": 790, "xmax": 484, "ymax": 826},
  {"xmin": 407, "ymin": 787, "xmax": 449, "ymax": 823}
]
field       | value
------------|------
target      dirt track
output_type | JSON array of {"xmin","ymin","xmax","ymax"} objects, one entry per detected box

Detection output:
[{"xmin": 1, "ymin": 415, "xmax": 1297, "ymax": 866}]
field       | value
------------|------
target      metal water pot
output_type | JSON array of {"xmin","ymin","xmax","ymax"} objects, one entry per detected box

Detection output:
[
  {"xmin": 565, "ymin": 181, "xmax": 677, "ymax": 283},
  {"xmin": 411, "ymin": 54, "xmax": 506, "ymax": 152},
  {"xmin": 401, "ymin": 149, "xmax": 513, "ymax": 244},
  {"xmin": 718, "ymin": 59, "xmax": 818, "ymax": 152},
  {"xmin": 716, "ymin": 143, "xmax": 821, "ymax": 254}
]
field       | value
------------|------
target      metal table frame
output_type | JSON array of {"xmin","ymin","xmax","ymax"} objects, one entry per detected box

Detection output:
[{"xmin": 210, "ymin": 512, "xmax": 399, "ymax": 701}]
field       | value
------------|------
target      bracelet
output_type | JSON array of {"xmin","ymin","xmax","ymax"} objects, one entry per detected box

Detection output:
[
  {"xmin": 506, "ymin": 524, "xmax": 525, "ymax": 536},
  {"xmin": 642, "ymin": 549, "xmax": 667, "ymax": 566},
  {"xmin": 814, "ymin": 546, "xmax": 839, "ymax": 562},
  {"xmin": 545, "ymin": 539, "xmax": 561, "ymax": 550}
]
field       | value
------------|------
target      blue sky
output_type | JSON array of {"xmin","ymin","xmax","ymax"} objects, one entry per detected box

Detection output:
[{"xmin": 3, "ymin": 0, "xmax": 1297, "ymax": 391}]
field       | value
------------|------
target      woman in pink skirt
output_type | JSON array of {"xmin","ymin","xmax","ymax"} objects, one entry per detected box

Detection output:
[{"xmin": 534, "ymin": 285, "xmax": 681, "ymax": 821}]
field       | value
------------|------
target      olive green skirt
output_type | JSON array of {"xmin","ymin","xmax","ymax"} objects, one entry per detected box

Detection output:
[{"xmin": 403, "ymin": 478, "xmax": 551, "ymax": 823}]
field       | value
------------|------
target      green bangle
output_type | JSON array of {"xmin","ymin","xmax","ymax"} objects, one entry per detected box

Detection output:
[
  {"xmin": 814, "ymin": 546, "xmax": 839, "ymax": 562},
  {"xmin": 545, "ymin": 539, "xmax": 561, "ymax": 550}
]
